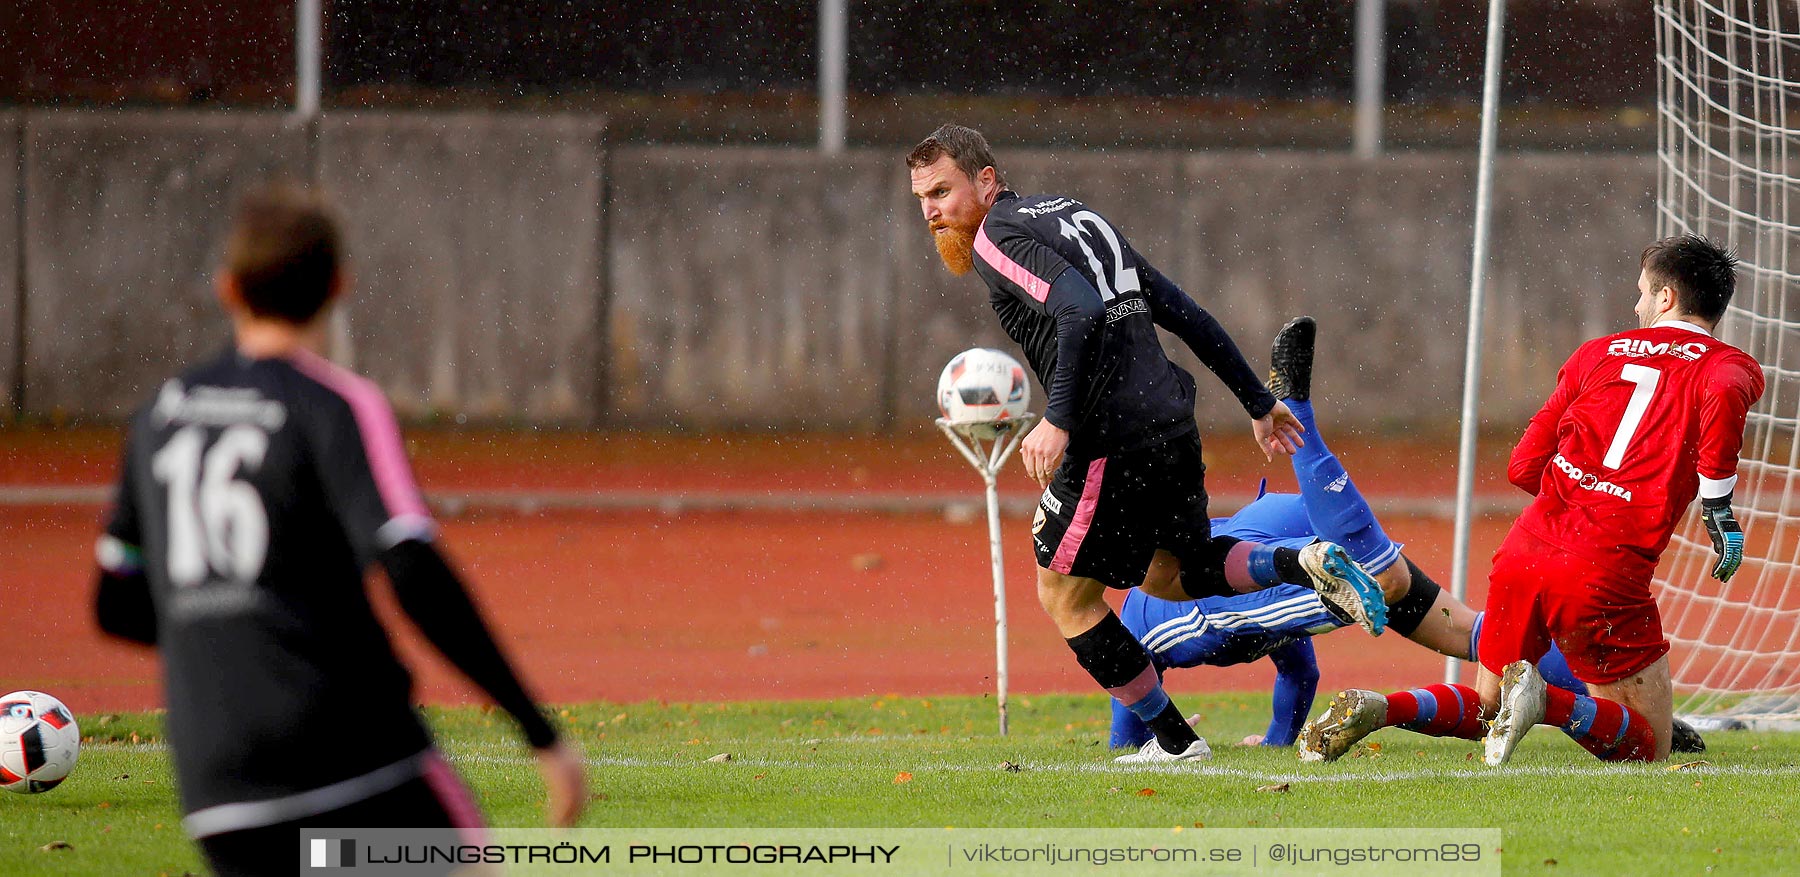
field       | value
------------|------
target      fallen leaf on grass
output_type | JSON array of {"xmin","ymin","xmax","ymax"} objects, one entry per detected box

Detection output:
[
  {"xmin": 1255, "ymin": 783, "xmax": 1290, "ymax": 794},
  {"xmin": 1543, "ymin": 858, "xmax": 1557, "ymax": 866},
  {"xmin": 753, "ymin": 773, "xmax": 768, "ymax": 780},
  {"xmin": 999, "ymin": 761, "xmax": 1023, "ymax": 772},
  {"xmin": 1666, "ymin": 760, "xmax": 1711, "ymax": 771},
  {"xmin": 893, "ymin": 772, "xmax": 914, "ymax": 784},
  {"xmin": 39, "ymin": 842, "xmax": 71, "ymax": 852},
  {"xmin": 706, "ymin": 753, "xmax": 732, "ymax": 763},
  {"xmin": 1135, "ymin": 788, "xmax": 1156, "ymax": 797}
]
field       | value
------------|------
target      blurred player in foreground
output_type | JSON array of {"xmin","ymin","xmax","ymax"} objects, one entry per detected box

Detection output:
[
  {"xmin": 1301, "ymin": 235, "xmax": 1761, "ymax": 765},
  {"xmin": 1111, "ymin": 318, "xmax": 1704, "ymax": 755},
  {"xmin": 93, "ymin": 183, "xmax": 585, "ymax": 875},
  {"xmin": 907, "ymin": 124, "xmax": 1388, "ymax": 765}
]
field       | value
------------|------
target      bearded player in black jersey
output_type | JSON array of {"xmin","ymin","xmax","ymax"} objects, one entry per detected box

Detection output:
[
  {"xmin": 907, "ymin": 125, "xmax": 1389, "ymax": 764},
  {"xmin": 92, "ymin": 184, "xmax": 585, "ymax": 875}
]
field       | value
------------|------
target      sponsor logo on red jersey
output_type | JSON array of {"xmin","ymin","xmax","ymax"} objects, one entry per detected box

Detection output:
[
  {"xmin": 1552, "ymin": 453, "xmax": 1633, "ymax": 501},
  {"xmin": 1608, "ymin": 337, "xmax": 1707, "ymax": 361}
]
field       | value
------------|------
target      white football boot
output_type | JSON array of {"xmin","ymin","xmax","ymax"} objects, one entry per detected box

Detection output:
[
  {"xmin": 1114, "ymin": 737, "xmax": 1213, "ymax": 764},
  {"xmin": 1484, "ymin": 660, "xmax": 1547, "ymax": 767}
]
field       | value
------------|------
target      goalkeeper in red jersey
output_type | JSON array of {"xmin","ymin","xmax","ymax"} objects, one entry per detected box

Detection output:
[{"xmin": 1301, "ymin": 234, "xmax": 1763, "ymax": 765}]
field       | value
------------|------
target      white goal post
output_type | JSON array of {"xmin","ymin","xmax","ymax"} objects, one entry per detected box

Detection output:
[{"xmin": 1653, "ymin": 0, "xmax": 1800, "ymax": 729}]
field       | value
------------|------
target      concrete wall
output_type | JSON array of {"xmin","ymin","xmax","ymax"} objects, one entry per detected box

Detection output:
[
  {"xmin": 607, "ymin": 146, "xmax": 899, "ymax": 430},
  {"xmin": 21, "ymin": 112, "xmax": 307, "ymax": 419},
  {"xmin": 320, "ymin": 113, "xmax": 605, "ymax": 425},
  {"xmin": 0, "ymin": 113, "xmax": 17, "ymax": 415},
  {"xmin": 8, "ymin": 111, "xmax": 1663, "ymax": 431},
  {"xmin": 1173, "ymin": 153, "xmax": 1653, "ymax": 430}
]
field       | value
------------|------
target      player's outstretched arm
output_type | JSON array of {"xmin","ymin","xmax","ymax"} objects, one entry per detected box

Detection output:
[
  {"xmin": 380, "ymin": 539, "xmax": 588, "ymax": 825},
  {"xmin": 1138, "ymin": 264, "xmax": 1277, "ymax": 419}
]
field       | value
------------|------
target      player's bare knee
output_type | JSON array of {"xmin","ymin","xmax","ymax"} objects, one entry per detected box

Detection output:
[
  {"xmin": 1035, "ymin": 568, "xmax": 1086, "ymax": 613},
  {"xmin": 1374, "ymin": 562, "xmax": 1411, "ymax": 604}
]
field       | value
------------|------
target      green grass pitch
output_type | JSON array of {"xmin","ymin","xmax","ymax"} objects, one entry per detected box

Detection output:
[{"xmin": 3, "ymin": 693, "xmax": 1795, "ymax": 875}]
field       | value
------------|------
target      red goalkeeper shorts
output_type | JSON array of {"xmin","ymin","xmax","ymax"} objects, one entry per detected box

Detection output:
[{"xmin": 1478, "ymin": 525, "xmax": 1670, "ymax": 686}]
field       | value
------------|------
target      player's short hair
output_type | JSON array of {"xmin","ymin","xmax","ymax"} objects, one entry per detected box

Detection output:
[
  {"xmin": 906, "ymin": 124, "xmax": 1006, "ymax": 190},
  {"xmin": 1641, "ymin": 234, "xmax": 1738, "ymax": 323},
  {"xmin": 223, "ymin": 182, "xmax": 343, "ymax": 324}
]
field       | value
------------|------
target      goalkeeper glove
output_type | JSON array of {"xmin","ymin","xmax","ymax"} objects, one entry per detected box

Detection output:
[{"xmin": 1701, "ymin": 494, "xmax": 1745, "ymax": 583}]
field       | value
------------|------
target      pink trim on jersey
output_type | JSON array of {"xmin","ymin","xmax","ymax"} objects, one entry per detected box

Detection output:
[
  {"xmin": 289, "ymin": 349, "xmax": 430, "ymax": 522},
  {"xmin": 974, "ymin": 224, "xmax": 1053, "ymax": 303},
  {"xmin": 1051, "ymin": 457, "xmax": 1108, "ymax": 574},
  {"xmin": 420, "ymin": 751, "xmax": 489, "ymax": 843},
  {"xmin": 1106, "ymin": 663, "xmax": 1162, "ymax": 707}
]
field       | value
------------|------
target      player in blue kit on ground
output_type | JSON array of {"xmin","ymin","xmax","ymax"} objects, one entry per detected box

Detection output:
[{"xmin": 1108, "ymin": 318, "xmax": 1705, "ymax": 754}]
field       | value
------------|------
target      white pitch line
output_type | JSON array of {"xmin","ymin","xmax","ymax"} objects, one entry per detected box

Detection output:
[
  {"xmin": 442, "ymin": 750, "xmax": 1800, "ymax": 783},
  {"xmin": 84, "ymin": 741, "xmax": 1796, "ymax": 783}
]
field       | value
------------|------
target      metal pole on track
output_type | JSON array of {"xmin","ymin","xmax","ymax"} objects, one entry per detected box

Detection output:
[
  {"xmin": 1353, "ymin": 0, "xmax": 1386, "ymax": 159},
  {"xmin": 296, "ymin": 0, "xmax": 322, "ymax": 122},
  {"xmin": 1448, "ymin": 0, "xmax": 1508, "ymax": 685},
  {"xmin": 937, "ymin": 415, "xmax": 1035, "ymax": 736},
  {"xmin": 818, "ymin": 0, "xmax": 847, "ymax": 155}
]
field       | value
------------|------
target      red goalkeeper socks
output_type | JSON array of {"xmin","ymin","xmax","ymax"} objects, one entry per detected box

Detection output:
[
  {"xmin": 1543, "ymin": 687, "xmax": 1657, "ymax": 762},
  {"xmin": 1385, "ymin": 684, "xmax": 1485, "ymax": 739}
]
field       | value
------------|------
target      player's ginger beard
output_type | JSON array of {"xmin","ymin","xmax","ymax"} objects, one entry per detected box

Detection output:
[{"xmin": 932, "ymin": 216, "xmax": 981, "ymax": 276}]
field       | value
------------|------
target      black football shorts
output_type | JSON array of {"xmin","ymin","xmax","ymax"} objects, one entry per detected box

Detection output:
[{"xmin": 1030, "ymin": 432, "xmax": 1211, "ymax": 590}]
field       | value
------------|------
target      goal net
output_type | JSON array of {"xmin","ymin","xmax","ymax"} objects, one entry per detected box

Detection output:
[{"xmin": 1653, "ymin": 0, "xmax": 1800, "ymax": 729}]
